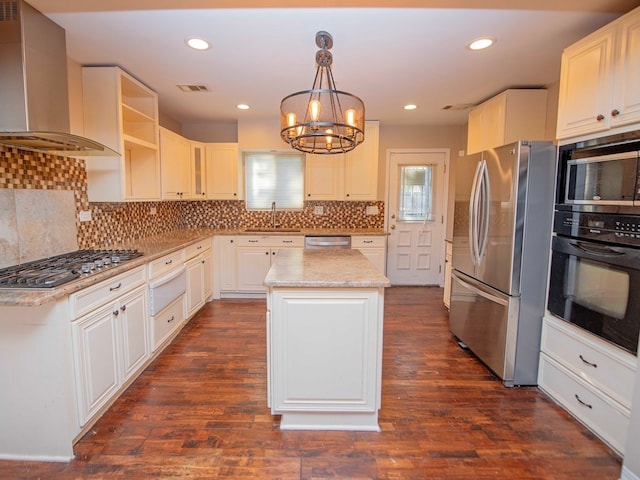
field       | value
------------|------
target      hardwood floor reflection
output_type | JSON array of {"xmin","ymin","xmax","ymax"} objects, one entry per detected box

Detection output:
[{"xmin": 0, "ymin": 287, "xmax": 622, "ymax": 479}]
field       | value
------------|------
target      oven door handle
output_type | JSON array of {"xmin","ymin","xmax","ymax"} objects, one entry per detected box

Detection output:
[{"xmin": 570, "ymin": 241, "xmax": 625, "ymax": 257}]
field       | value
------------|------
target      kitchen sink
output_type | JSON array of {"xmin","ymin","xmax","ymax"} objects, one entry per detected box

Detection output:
[{"xmin": 243, "ymin": 228, "xmax": 302, "ymax": 233}]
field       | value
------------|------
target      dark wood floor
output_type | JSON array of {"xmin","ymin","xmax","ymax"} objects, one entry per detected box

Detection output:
[{"xmin": 0, "ymin": 287, "xmax": 622, "ymax": 479}]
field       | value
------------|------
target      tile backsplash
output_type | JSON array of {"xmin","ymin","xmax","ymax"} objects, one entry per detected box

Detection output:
[{"xmin": 0, "ymin": 145, "xmax": 384, "ymax": 264}]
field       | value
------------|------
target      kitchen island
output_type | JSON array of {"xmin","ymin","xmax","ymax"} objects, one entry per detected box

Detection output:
[{"xmin": 264, "ymin": 248, "xmax": 390, "ymax": 431}]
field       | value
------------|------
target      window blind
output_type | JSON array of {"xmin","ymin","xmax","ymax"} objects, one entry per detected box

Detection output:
[{"xmin": 244, "ymin": 152, "xmax": 304, "ymax": 209}]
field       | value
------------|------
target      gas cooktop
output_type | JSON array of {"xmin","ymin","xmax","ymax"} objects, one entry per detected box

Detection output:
[{"xmin": 0, "ymin": 249, "xmax": 144, "ymax": 289}]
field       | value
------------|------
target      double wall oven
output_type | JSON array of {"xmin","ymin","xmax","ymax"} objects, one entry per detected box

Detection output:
[{"xmin": 548, "ymin": 132, "xmax": 640, "ymax": 355}]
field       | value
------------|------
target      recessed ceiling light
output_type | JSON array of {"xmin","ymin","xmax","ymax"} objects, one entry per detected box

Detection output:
[
  {"xmin": 237, "ymin": 104, "xmax": 250, "ymax": 110},
  {"xmin": 186, "ymin": 38, "xmax": 210, "ymax": 50},
  {"xmin": 467, "ymin": 38, "xmax": 495, "ymax": 51},
  {"xmin": 404, "ymin": 104, "xmax": 417, "ymax": 110}
]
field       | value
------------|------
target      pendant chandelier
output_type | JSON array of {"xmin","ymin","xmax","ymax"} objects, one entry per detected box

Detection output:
[{"xmin": 280, "ymin": 31, "xmax": 365, "ymax": 155}]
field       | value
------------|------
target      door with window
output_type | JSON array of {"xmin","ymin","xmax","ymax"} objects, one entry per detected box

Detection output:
[{"xmin": 386, "ymin": 150, "xmax": 448, "ymax": 285}]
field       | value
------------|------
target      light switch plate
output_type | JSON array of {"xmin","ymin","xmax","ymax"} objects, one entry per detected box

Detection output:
[
  {"xmin": 314, "ymin": 205, "xmax": 324, "ymax": 215},
  {"xmin": 366, "ymin": 205, "xmax": 379, "ymax": 215},
  {"xmin": 150, "ymin": 206, "xmax": 157, "ymax": 215},
  {"xmin": 79, "ymin": 210, "xmax": 92, "ymax": 222}
]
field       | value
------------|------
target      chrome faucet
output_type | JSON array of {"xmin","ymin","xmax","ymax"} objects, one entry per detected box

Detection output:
[{"xmin": 271, "ymin": 201, "xmax": 279, "ymax": 229}]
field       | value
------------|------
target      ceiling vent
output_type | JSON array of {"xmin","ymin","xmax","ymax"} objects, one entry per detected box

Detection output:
[
  {"xmin": 177, "ymin": 84, "xmax": 210, "ymax": 92},
  {"xmin": 442, "ymin": 103, "xmax": 475, "ymax": 111}
]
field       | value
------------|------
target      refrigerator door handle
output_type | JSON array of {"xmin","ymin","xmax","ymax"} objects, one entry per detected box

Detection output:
[
  {"xmin": 469, "ymin": 159, "xmax": 484, "ymax": 265},
  {"xmin": 477, "ymin": 160, "xmax": 491, "ymax": 261},
  {"xmin": 452, "ymin": 270, "xmax": 509, "ymax": 306}
]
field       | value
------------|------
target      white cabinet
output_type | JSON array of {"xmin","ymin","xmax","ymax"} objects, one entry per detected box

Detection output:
[
  {"xmin": 305, "ymin": 121, "xmax": 379, "ymax": 201},
  {"xmin": 467, "ymin": 89, "xmax": 548, "ymax": 155},
  {"xmin": 150, "ymin": 295, "xmax": 185, "ymax": 351},
  {"xmin": 344, "ymin": 120, "xmax": 380, "ymax": 201},
  {"xmin": 160, "ymin": 127, "xmax": 192, "ymax": 199},
  {"xmin": 213, "ymin": 236, "xmax": 237, "ymax": 297},
  {"xmin": 352, "ymin": 235, "xmax": 386, "ymax": 274},
  {"xmin": 191, "ymin": 141, "xmax": 207, "ymax": 199},
  {"xmin": 268, "ymin": 287, "xmax": 384, "ymax": 430},
  {"xmin": 556, "ymin": 7, "xmax": 640, "ymax": 141},
  {"xmin": 443, "ymin": 240, "xmax": 452, "ymax": 309},
  {"xmin": 538, "ymin": 315, "xmax": 637, "ymax": 455},
  {"xmin": 70, "ymin": 269, "xmax": 149, "ymax": 427},
  {"xmin": 185, "ymin": 238, "xmax": 212, "ymax": 318},
  {"xmin": 82, "ymin": 66, "xmax": 161, "ymax": 202},
  {"xmin": 205, "ymin": 143, "xmax": 239, "ymax": 200},
  {"xmin": 235, "ymin": 236, "xmax": 304, "ymax": 293}
]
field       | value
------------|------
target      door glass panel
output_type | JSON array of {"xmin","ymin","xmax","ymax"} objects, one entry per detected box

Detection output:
[{"xmin": 398, "ymin": 165, "xmax": 433, "ymax": 221}]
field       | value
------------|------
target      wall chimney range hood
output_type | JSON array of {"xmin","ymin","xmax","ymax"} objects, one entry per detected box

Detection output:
[{"xmin": 0, "ymin": 0, "xmax": 117, "ymax": 156}]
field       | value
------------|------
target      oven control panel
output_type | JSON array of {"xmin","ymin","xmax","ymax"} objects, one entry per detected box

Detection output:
[{"xmin": 554, "ymin": 211, "xmax": 640, "ymax": 247}]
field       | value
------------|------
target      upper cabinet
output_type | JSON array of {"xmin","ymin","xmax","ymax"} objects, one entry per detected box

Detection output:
[
  {"xmin": 191, "ymin": 142, "xmax": 206, "ymax": 199},
  {"xmin": 305, "ymin": 120, "xmax": 380, "ymax": 201},
  {"xmin": 82, "ymin": 66, "xmax": 161, "ymax": 202},
  {"xmin": 467, "ymin": 89, "xmax": 548, "ymax": 155},
  {"xmin": 556, "ymin": 6, "xmax": 640, "ymax": 142},
  {"xmin": 204, "ymin": 143, "xmax": 240, "ymax": 200},
  {"xmin": 159, "ymin": 127, "xmax": 191, "ymax": 200}
]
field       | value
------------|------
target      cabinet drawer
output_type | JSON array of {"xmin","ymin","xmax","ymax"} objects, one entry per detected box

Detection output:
[
  {"xmin": 185, "ymin": 238, "xmax": 211, "ymax": 260},
  {"xmin": 70, "ymin": 266, "xmax": 146, "ymax": 319},
  {"xmin": 351, "ymin": 236, "xmax": 386, "ymax": 248},
  {"xmin": 538, "ymin": 353, "xmax": 630, "ymax": 455},
  {"xmin": 236, "ymin": 235, "xmax": 304, "ymax": 247},
  {"xmin": 148, "ymin": 249, "xmax": 185, "ymax": 279},
  {"xmin": 151, "ymin": 294, "xmax": 185, "ymax": 351},
  {"xmin": 541, "ymin": 316, "xmax": 636, "ymax": 408}
]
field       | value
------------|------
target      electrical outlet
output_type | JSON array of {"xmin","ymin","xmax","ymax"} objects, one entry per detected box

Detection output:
[
  {"xmin": 150, "ymin": 206, "xmax": 157, "ymax": 215},
  {"xmin": 366, "ymin": 205, "xmax": 379, "ymax": 215},
  {"xmin": 79, "ymin": 210, "xmax": 92, "ymax": 222},
  {"xmin": 314, "ymin": 205, "xmax": 324, "ymax": 215}
]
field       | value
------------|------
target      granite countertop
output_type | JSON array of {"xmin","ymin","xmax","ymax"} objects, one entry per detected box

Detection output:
[
  {"xmin": 0, "ymin": 228, "xmax": 388, "ymax": 307},
  {"xmin": 264, "ymin": 249, "xmax": 391, "ymax": 288}
]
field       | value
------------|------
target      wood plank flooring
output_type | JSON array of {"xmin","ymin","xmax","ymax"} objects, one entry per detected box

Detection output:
[{"xmin": 0, "ymin": 287, "xmax": 622, "ymax": 479}]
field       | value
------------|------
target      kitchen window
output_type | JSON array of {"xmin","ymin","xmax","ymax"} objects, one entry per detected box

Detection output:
[{"xmin": 244, "ymin": 152, "xmax": 304, "ymax": 210}]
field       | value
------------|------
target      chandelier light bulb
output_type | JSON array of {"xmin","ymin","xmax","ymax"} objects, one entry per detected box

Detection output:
[{"xmin": 309, "ymin": 100, "xmax": 321, "ymax": 123}]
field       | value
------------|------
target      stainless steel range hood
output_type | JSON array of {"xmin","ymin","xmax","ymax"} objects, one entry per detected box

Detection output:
[{"xmin": 0, "ymin": 0, "xmax": 117, "ymax": 156}]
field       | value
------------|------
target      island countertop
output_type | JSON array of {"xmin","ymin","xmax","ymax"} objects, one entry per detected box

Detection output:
[{"xmin": 264, "ymin": 249, "xmax": 390, "ymax": 288}]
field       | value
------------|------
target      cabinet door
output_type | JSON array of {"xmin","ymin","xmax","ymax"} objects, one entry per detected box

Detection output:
[
  {"xmin": 556, "ymin": 28, "xmax": 615, "ymax": 139},
  {"xmin": 611, "ymin": 13, "xmax": 640, "ymax": 128},
  {"xmin": 72, "ymin": 305, "xmax": 119, "ymax": 426},
  {"xmin": 191, "ymin": 142, "xmax": 207, "ymax": 199},
  {"xmin": 236, "ymin": 246, "xmax": 271, "ymax": 292},
  {"xmin": 344, "ymin": 121, "xmax": 379, "ymax": 200},
  {"xmin": 205, "ymin": 143, "xmax": 239, "ymax": 200},
  {"xmin": 186, "ymin": 255, "xmax": 205, "ymax": 317},
  {"xmin": 160, "ymin": 127, "xmax": 192, "ymax": 199},
  {"xmin": 443, "ymin": 242, "xmax": 452, "ymax": 309},
  {"xmin": 202, "ymin": 248, "xmax": 213, "ymax": 300},
  {"xmin": 305, "ymin": 153, "xmax": 342, "ymax": 200},
  {"xmin": 217, "ymin": 237, "xmax": 237, "ymax": 292},
  {"xmin": 118, "ymin": 286, "xmax": 149, "ymax": 383}
]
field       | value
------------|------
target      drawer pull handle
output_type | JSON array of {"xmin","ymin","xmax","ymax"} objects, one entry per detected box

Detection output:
[
  {"xmin": 579, "ymin": 355, "xmax": 597, "ymax": 368},
  {"xmin": 165, "ymin": 259, "xmax": 173, "ymax": 265},
  {"xmin": 575, "ymin": 394, "xmax": 593, "ymax": 409},
  {"xmin": 167, "ymin": 315, "xmax": 175, "ymax": 323},
  {"xmin": 197, "ymin": 245, "xmax": 202, "ymax": 249},
  {"xmin": 364, "ymin": 240, "xmax": 373, "ymax": 243},
  {"xmin": 109, "ymin": 283, "xmax": 122, "ymax": 292}
]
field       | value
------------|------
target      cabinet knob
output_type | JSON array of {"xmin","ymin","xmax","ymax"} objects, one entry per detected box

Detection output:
[
  {"xmin": 596, "ymin": 114, "xmax": 605, "ymax": 121},
  {"xmin": 113, "ymin": 309, "xmax": 119, "ymax": 317},
  {"xmin": 265, "ymin": 251, "xmax": 269, "ymax": 255},
  {"xmin": 390, "ymin": 225, "xmax": 396, "ymax": 230},
  {"xmin": 611, "ymin": 109, "xmax": 620, "ymax": 117},
  {"xmin": 121, "ymin": 305, "xmax": 126, "ymax": 312}
]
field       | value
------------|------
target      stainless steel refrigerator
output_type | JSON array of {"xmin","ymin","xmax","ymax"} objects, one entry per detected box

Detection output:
[{"xmin": 449, "ymin": 140, "xmax": 556, "ymax": 386}]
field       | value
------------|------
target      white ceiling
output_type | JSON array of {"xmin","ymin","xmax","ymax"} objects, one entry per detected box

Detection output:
[{"xmin": 27, "ymin": 1, "xmax": 639, "ymax": 128}]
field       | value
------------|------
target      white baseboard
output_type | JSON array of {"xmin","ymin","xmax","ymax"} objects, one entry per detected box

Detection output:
[{"xmin": 621, "ymin": 466, "xmax": 640, "ymax": 480}]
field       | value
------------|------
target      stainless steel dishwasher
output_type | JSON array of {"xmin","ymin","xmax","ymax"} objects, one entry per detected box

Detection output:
[{"xmin": 304, "ymin": 235, "xmax": 351, "ymax": 249}]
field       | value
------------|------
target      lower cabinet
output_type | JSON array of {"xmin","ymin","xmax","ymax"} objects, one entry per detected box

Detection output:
[
  {"xmin": 443, "ymin": 240, "xmax": 452, "ymax": 309},
  {"xmin": 538, "ymin": 315, "xmax": 637, "ymax": 455},
  {"xmin": 72, "ymin": 283, "xmax": 149, "ymax": 426},
  {"xmin": 351, "ymin": 235, "xmax": 387, "ymax": 274},
  {"xmin": 150, "ymin": 294, "xmax": 185, "ymax": 352},
  {"xmin": 185, "ymin": 240, "xmax": 213, "ymax": 318}
]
